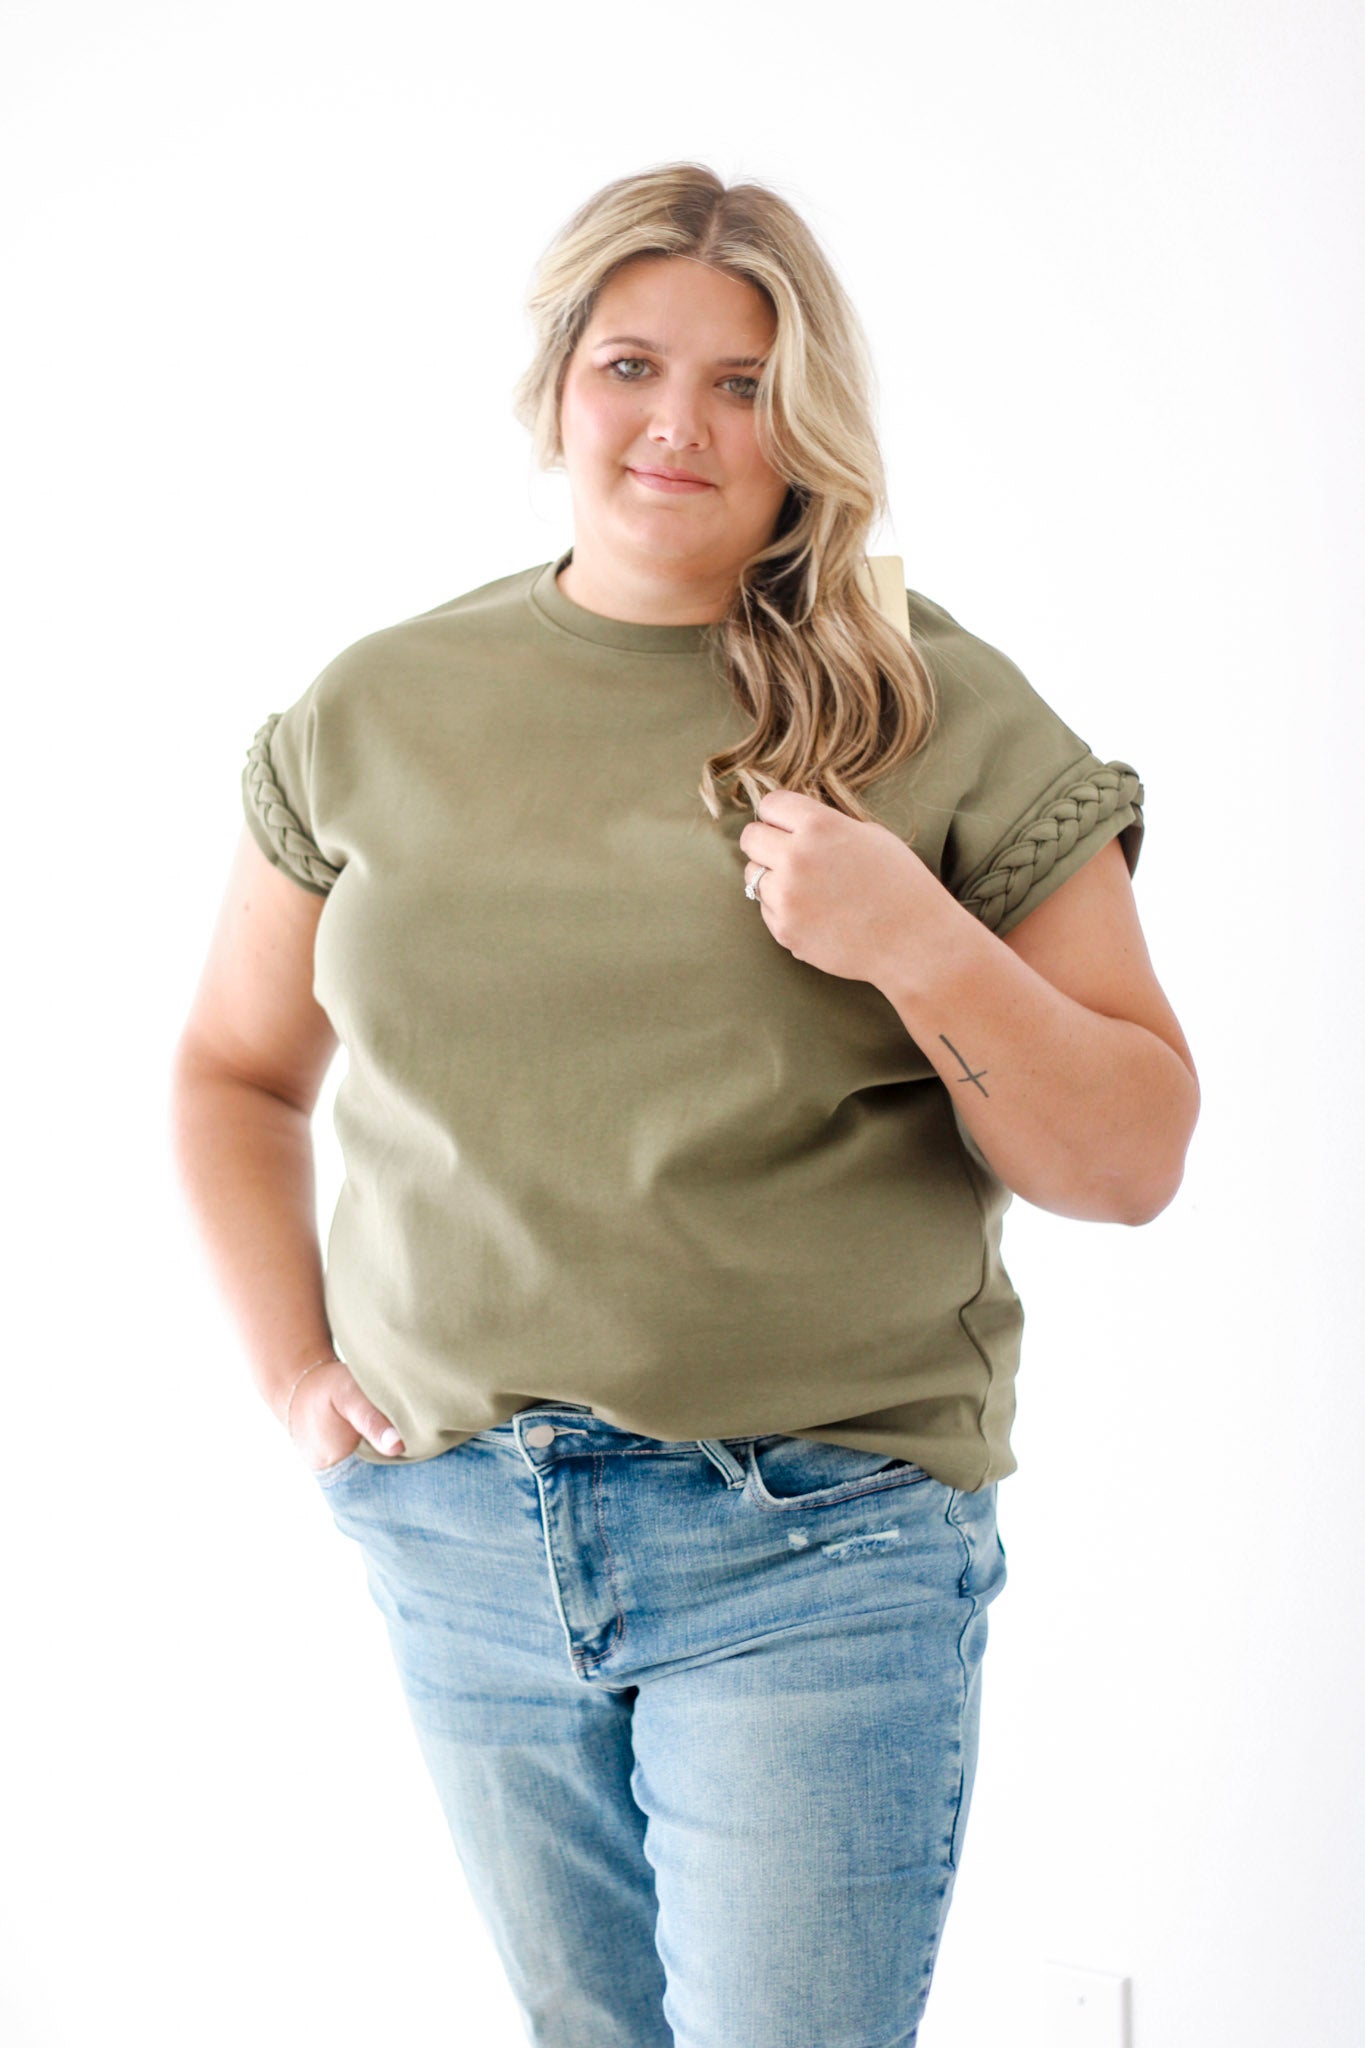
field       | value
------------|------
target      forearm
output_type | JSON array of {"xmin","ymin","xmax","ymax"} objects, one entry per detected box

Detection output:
[
  {"xmin": 169, "ymin": 1052, "xmax": 336, "ymax": 1423},
  {"xmin": 871, "ymin": 893, "xmax": 1199, "ymax": 1224}
]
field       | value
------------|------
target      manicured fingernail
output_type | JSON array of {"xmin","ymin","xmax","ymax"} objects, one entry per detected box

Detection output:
[{"xmin": 378, "ymin": 1428, "xmax": 402, "ymax": 1454}]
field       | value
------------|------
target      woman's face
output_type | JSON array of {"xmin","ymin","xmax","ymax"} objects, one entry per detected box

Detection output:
[{"xmin": 556, "ymin": 254, "xmax": 789, "ymax": 622}]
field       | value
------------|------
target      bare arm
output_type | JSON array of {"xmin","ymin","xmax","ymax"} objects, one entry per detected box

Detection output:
[
  {"xmin": 168, "ymin": 825, "xmax": 402, "ymax": 1456},
  {"xmin": 872, "ymin": 837, "xmax": 1200, "ymax": 1223}
]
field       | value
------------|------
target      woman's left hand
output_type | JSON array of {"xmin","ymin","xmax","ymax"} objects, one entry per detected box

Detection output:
[{"xmin": 738, "ymin": 787, "xmax": 954, "ymax": 988}]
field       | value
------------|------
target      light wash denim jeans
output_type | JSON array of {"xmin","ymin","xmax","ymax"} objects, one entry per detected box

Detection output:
[{"xmin": 314, "ymin": 1402, "xmax": 1007, "ymax": 2048}]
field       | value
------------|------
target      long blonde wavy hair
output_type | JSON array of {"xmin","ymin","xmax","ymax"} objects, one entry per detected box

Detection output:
[{"xmin": 512, "ymin": 161, "xmax": 938, "ymax": 827}]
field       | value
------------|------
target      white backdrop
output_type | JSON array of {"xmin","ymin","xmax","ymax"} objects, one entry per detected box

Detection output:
[{"xmin": 3, "ymin": 3, "xmax": 1361, "ymax": 2044}]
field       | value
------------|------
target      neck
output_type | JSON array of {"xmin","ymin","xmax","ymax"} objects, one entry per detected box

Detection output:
[{"xmin": 557, "ymin": 546, "xmax": 734, "ymax": 627}]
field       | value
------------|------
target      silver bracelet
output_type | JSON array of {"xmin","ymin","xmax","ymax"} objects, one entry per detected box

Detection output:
[{"xmin": 283, "ymin": 1357, "xmax": 337, "ymax": 1438}]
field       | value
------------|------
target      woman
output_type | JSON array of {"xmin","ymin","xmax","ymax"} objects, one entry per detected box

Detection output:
[{"xmin": 172, "ymin": 162, "xmax": 1199, "ymax": 2047}]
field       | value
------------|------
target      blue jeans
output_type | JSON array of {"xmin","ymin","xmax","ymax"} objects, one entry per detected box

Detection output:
[{"xmin": 314, "ymin": 1403, "xmax": 1007, "ymax": 2048}]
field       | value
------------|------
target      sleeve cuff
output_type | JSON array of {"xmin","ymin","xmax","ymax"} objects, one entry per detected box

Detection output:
[
  {"xmin": 241, "ymin": 713, "xmax": 340, "ymax": 897},
  {"xmin": 955, "ymin": 759, "xmax": 1144, "ymax": 935}
]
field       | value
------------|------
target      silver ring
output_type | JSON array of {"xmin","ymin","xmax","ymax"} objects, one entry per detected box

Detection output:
[{"xmin": 744, "ymin": 865, "xmax": 768, "ymax": 902}]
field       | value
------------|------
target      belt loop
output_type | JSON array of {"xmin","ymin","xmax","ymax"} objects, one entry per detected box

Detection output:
[{"xmin": 697, "ymin": 1439, "xmax": 747, "ymax": 1487}]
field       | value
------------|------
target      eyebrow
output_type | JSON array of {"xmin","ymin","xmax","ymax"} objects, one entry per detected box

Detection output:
[{"xmin": 592, "ymin": 334, "xmax": 768, "ymax": 368}]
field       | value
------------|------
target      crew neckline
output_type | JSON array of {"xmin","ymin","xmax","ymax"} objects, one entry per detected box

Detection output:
[{"xmin": 528, "ymin": 549, "xmax": 720, "ymax": 654}]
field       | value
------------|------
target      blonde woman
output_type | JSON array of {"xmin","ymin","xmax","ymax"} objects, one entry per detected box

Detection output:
[{"xmin": 172, "ymin": 162, "xmax": 1199, "ymax": 2047}]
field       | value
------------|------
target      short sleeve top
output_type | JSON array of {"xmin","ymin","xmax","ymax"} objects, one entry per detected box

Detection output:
[{"xmin": 240, "ymin": 554, "xmax": 1143, "ymax": 1489}]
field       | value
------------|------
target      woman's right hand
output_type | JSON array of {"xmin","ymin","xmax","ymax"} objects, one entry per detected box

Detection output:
[{"xmin": 288, "ymin": 1359, "xmax": 406, "ymax": 1472}]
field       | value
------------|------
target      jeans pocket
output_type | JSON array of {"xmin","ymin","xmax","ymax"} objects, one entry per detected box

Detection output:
[
  {"xmin": 312, "ymin": 1446, "xmax": 368, "ymax": 1489},
  {"xmin": 744, "ymin": 1434, "xmax": 935, "ymax": 1510}
]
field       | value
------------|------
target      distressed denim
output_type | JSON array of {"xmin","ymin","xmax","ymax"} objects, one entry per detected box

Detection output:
[{"xmin": 315, "ymin": 1404, "xmax": 1007, "ymax": 2048}]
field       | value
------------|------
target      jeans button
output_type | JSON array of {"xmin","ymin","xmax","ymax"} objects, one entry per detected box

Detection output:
[{"xmin": 524, "ymin": 1424, "xmax": 557, "ymax": 1447}]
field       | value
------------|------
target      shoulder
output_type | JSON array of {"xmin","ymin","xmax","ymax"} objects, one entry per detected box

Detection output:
[
  {"xmin": 882, "ymin": 586, "xmax": 1146, "ymax": 939},
  {"xmin": 277, "ymin": 560, "xmax": 549, "ymax": 728},
  {"xmin": 904, "ymin": 587, "xmax": 1088, "ymax": 770},
  {"xmin": 242, "ymin": 562, "xmax": 549, "ymax": 894}
]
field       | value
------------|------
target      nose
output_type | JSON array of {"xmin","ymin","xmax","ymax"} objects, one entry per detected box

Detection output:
[{"xmin": 646, "ymin": 384, "xmax": 709, "ymax": 452}]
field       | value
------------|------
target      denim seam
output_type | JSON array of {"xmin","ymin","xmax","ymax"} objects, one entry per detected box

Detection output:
[
  {"xmin": 585, "ymin": 1453, "xmax": 627, "ymax": 1665},
  {"xmin": 745, "ymin": 1462, "xmax": 938, "ymax": 1514},
  {"xmin": 945, "ymin": 1486, "xmax": 978, "ymax": 1872},
  {"xmin": 313, "ymin": 1452, "xmax": 366, "ymax": 1489},
  {"xmin": 492, "ymin": 1436, "xmax": 762, "ymax": 1463}
]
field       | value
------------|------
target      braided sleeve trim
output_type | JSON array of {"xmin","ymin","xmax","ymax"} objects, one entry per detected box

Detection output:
[
  {"xmin": 957, "ymin": 762, "xmax": 1144, "ymax": 933},
  {"xmin": 243, "ymin": 713, "xmax": 341, "ymax": 893}
]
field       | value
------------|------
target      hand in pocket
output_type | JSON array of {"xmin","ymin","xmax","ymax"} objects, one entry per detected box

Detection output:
[{"xmin": 289, "ymin": 1359, "xmax": 405, "ymax": 1472}]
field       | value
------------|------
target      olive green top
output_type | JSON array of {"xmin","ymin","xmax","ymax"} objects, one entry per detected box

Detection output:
[{"xmin": 242, "ymin": 550, "xmax": 1143, "ymax": 1489}]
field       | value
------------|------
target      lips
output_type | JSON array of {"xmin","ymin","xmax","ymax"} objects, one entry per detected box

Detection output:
[{"xmin": 630, "ymin": 467, "xmax": 714, "ymax": 486}]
